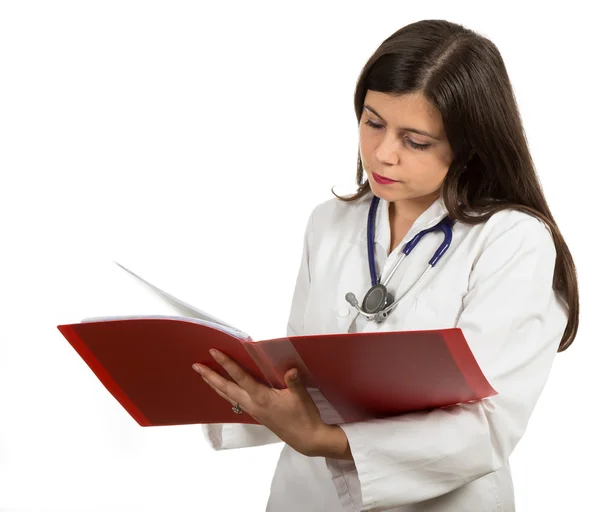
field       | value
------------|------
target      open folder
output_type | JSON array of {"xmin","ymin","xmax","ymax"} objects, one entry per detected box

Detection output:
[{"xmin": 56, "ymin": 263, "xmax": 497, "ymax": 427}]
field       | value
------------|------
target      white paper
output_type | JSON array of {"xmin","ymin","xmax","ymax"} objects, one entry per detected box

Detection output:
[
  {"xmin": 80, "ymin": 313, "xmax": 251, "ymax": 340},
  {"xmin": 98, "ymin": 261, "xmax": 252, "ymax": 340}
]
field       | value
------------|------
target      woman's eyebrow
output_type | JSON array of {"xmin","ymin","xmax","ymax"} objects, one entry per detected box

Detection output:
[{"xmin": 363, "ymin": 105, "xmax": 441, "ymax": 141}]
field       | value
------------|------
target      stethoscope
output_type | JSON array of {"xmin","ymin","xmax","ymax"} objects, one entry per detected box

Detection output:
[{"xmin": 345, "ymin": 195, "xmax": 455, "ymax": 322}]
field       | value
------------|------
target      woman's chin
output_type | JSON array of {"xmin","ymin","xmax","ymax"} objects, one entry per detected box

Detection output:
[{"xmin": 370, "ymin": 181, "xmax": 411, "ymax": 201}]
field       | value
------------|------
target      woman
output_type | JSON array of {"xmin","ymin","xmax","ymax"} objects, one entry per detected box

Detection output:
[{"xmin": 192, "ymin": 19, "xmax": 579, "ymax": 511}]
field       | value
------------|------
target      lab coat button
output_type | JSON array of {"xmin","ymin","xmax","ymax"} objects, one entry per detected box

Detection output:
[{"xmin": 337, "ymin": 307, "xmax": 350, "ymax": 317}]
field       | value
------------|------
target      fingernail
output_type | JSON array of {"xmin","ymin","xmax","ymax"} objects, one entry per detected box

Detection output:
[
  {"xmin": 192, "ymin": 363, "xmax": 206, "ymax": 374},
  {"xmin": 209, "ymin": 349, "xmax": 222, "ymax": 361},
  {"xmin": 290, "ymin": 369, "xmax": 298, "ymax": 380}
]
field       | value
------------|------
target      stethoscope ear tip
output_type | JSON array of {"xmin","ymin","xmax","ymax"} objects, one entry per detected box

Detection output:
[{"xmin": 345, "ymin": 292, "xmax": 358, "ymax": 307}]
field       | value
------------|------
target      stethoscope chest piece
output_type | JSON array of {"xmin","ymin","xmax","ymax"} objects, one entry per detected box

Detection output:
[
  {"xmin": 362, "ymin": 283, "xmax": 394, "ymax": 315},
  {"xmin": 345, "ymin": 195, "xmax": 455, "ymax": 323}
]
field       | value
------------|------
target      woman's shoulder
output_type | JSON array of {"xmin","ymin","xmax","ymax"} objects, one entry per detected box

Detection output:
[
  {"xmin": 308, "ymin": 192, "xmax": 372, "ymax": 231},
  {"xmin": 470, "ymin": 206, "xmax": 555, "ymax": 256}
]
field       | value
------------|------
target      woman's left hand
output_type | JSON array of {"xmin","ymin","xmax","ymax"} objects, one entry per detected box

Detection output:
[{"xmin": 192, "ymin": 349, "xmax": 331, "ymax": 457}]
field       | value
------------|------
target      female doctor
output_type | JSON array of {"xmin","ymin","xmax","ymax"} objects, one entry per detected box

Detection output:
[{"xmin": 191, "ymin": 19, "xmax": 579, "ymax": 512}]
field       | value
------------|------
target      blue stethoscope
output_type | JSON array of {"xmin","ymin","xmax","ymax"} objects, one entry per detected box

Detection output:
[{"xmin": 345, "ymin": 195, "xmax": 455, "ymax": 322}]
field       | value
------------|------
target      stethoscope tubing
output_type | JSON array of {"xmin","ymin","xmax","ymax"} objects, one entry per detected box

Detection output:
[{"xmin": 354, "ymin": 195, "xmax": 455, "ymax": 321}]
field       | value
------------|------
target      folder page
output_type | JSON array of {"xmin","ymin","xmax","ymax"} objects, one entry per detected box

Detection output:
[{"xmin": 113, "ymin": 261, "xmax": 248, "ymax": 338}]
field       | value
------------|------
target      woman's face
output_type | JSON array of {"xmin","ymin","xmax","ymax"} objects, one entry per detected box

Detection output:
[{"xmin": 359, "ymin": 90, "xmax": 455, "ymax": 206}]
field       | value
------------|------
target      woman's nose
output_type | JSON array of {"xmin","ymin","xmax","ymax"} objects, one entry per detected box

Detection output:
[{"xmin": 374, "ymin": 133, "xmax": 399, "ymax": 165}]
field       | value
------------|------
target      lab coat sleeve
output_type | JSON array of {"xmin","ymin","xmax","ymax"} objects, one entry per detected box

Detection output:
[
  {"xmin": 201, "ymin": 209, "xmax": 315, "ymax": 451},
  {"xmin": 286, "ymin": 206, "xmax": 314, "ymax": 338},
  {"xmin": 328, "ymin": 214, "xmax": 569, "ymax": 511}
]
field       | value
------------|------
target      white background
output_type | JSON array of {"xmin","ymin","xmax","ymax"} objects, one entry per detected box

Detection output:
[{"xmin": 0, "ymin": 1, "xmax": 597, "ymax": 511}]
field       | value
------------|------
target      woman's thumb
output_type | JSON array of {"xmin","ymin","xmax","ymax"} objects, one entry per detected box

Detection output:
[{"xmin": 285, "ymin": 368, "xmax": 301, "ymax": 389}]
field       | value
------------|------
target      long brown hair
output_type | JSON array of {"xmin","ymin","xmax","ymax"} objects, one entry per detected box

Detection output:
[{"xmin": 335, "ymin": 19, "xmax": 578, "ymax": 351}]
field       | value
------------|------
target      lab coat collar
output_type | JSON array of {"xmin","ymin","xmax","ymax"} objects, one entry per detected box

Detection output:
[{"xmin": 356, "ymin": 192, "xmax": 450, "ymax": 248}]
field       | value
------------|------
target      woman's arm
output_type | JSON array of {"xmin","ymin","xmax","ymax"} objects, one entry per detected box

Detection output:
[
  {"xmin": 312, "ymin": 424, "xmax": 353, "ymax": 460},
  {"xmin": 322, "ymin": 213, "xmax": 569, "ymax": 510},
  {"xmin": 202, "ymin": 208, "xmax": 316, "ymax": 451}
]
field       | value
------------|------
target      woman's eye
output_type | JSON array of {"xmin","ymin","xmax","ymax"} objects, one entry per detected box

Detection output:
[
  {"xmin": 404, "ymin": 138, "xmax": 429, "ymax": 151},
  {"xmin": 365, "ymin": 119, "xmax": 430, "ymax": 151},
  {"xmin": 365, "ymin": 119, "xmax": 383, "ymax": 130}
]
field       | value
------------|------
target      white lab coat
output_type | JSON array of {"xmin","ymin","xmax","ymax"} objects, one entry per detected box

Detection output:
[{"xmin": 202, "ymin": 191, "xmax": 568, "ymax": 511}]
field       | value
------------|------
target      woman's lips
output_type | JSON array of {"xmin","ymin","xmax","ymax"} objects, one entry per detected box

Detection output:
[{"xmin": 372, "ymin": 172, "xmax": 400, "ymax": 185}]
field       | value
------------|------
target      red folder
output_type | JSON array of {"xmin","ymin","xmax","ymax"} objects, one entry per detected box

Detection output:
[{"xmin": 57, "ymin": 316, "xmax": 497, "ymax": 427}]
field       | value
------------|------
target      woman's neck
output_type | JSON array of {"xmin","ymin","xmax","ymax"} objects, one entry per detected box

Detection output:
[{"xmin": 389, "ymin": 192, "xmax": 439, "ymax": 225}]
